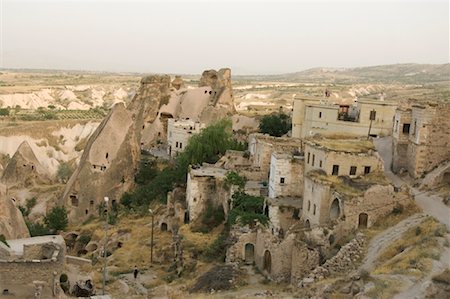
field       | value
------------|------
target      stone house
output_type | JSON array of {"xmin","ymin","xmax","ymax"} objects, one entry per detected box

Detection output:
[
  {"xmin": 0, "ymin": 235, "xmax": 66, "ymax": 298},
  {"xmin": 248, "ymin": 133, "xmax": 302, "ymax": 180},
  {"xmin": 226, "ymin": 225, "xmax": 320, "ymax": 284},
  {"xmin": 167, "ymin": 119, "xmax": 206, "ymax": 157},
  {"xmin": 185, "ymin": 165, "xmax": 229, "ymax": 224},
  {"xmin": 392, "ymin": 101, "xmax": 450, "ymax": 179},
  {"xmin": 303, "ymin": 137, "xmax": 383, "ymax": 177},
  {"xmin": 268, "ymin": 152, "xmax": 304, "ymax": 199},
  {"xmin": 292, "ymin": 96, "xmax": 397, "ymax": 139}
]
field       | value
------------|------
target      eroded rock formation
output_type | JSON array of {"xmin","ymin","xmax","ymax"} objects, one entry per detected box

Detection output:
[
  {"xmin": 0, "ymin": 183, "xmax": 30, "ymax": 239},
  {"xmin": 0, "ymin": 141, "xmax": 51, "ymax": 187}
]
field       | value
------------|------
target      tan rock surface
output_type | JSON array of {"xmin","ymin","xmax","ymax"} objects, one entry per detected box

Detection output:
[{"xmin": 0, "ymin": 183, "xmax": 30, "ymax": 239}]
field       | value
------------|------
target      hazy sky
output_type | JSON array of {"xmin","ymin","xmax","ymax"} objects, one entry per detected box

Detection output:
[{"xmin": 2, "ymin": 0, "xmax": 449, "ymax": 74}]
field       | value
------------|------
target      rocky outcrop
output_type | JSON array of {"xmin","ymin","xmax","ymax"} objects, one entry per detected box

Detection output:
[
  {"xmin": 0, "ymin": 183, "xmax": 30, "ymax": 239},
  {"xmin": 0, "ymin": 141, "xmax": 51, "ymax": 187},
  {"xmin": 62, "ymin": 76, "xmax": 171, "ymax": 223},
  {"xmin": 171, "ymin": 76, "xmax": 185, "ymax": 90}
]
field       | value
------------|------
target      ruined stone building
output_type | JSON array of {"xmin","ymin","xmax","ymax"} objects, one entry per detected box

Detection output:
[
  {"xmin": 291, "ymin": 96, "xmax": 397, "ymax": 139},
  {"xmin": 392, "ymin": 100, "xmax": 450, "ymax": 180},
  {"xmin": 167, "ymin": 119, "xmax": 205, "ymax": 157},
  {"xmin": 226, "ymin": 136, "xmax": 408, "ymax": 283},
  {"xmin": 185, "ymin": 165, "xmax": 229, "ymax": 224},
  {"xmin": 248, "ymin": 133, "xmax": 302, "ymax": 180},
  {"xmin": 0, "ymin": 235, "xmax": 66, "ymax": 298}
]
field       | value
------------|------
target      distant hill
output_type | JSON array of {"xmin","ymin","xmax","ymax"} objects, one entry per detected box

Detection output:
[{"xmin": 239, "ymin": 63, "xmax": 450, "ymax": 84}]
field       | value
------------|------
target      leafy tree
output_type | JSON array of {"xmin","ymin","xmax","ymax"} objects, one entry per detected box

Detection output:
[
  {"xmin": 134, "ymin": 160, "xmax": 158, "ymax": 185},
  {"xmin": 0, "ymin": 108, "xmax": 9, "ymax": 116},
  {"xmin": 224, "ymin": 171, "xmax": 246, "ymax": 190},
  {"xmin": 44, "ymin": 206, "xmax": 68, "ymax": 233},
  {"xmin": 121, "ymin": 119, "xmax": 246, "ymax": 211},
  {"xmin": 57, "ymin": 162, "xmax": 74, "ymax": 183},
  {"xmin": 259, "ymin": 113, "xmax": 291, "ymax": 137},
  {"xmin": 227, "ymin": 191, "xmax": 268, "ymax": 226}
]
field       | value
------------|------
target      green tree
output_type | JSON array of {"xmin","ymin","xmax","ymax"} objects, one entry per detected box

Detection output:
[
  {"xmin": 44, "ymin": 206, "xmax": 68, "ymax": 233},
  {"xmin": 121, "ymin": 119, "xmax": 246, "ymax": 211},
  {"xmin": 227, "ymin": 191, "xmax": 268, "ymax": 226},
  {"xmin": 259, "ymin": 113, "xmax": 291, "ymax": 137},
  {"xmin": 57, "ymin": 162, "xmax": 73, "ymax": 183}
]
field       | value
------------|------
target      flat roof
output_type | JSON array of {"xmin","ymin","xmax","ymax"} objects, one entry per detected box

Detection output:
[
  {"xmin": 305, "ymin": 137, "xmax": 375, "ymax": 154},
  {"xmin": 190, "ymin": 166, "xmax": 227, "ymax": 178},
  {"xmin": 6, "ymin": 235, "xmax": 65, "ymax": 256}
]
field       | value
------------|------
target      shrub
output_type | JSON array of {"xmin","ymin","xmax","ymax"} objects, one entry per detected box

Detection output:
[
  {"xmin": 224, "ymin": 171, "xmax": 246, "ymax": 190},
  {"xmin": 27, "ymin": 221, "xmax": 52, "ymax": 237},
  {"xmin": 57, "ymin": 162, "xmax": 74, "ymax": 183},
  {"xmin": 259, "ymin": 113, "xmax": 291, "ymax": 137},
  {"xmin": 44, "ymin": 206, "xmax": 68, "ymax": 233},
  {"xmin": 227, "ymin": 191, "xmax": 269, "ymax": 227}
]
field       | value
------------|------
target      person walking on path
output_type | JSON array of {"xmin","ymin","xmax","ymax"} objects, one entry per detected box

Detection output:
[{"xmin": 133, "ymin": 265, "xmax": 139, "ymax": 280}]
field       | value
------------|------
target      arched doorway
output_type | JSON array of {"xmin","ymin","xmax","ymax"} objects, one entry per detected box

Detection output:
[
  {"xmin": 305, "ymin": 219, "xmax": 310, "ymax": 229},
  {"xmin": 244, "ymin": 243, "xmax": 255, "ymax": 264},
  {"xmin": 161, "ymin": 223, "xmax": 168, "ymax": 232},
  {"xmin": 330, "ymin": 198, "xmax": 340, "ymax": 220},
  {"xmin": 358, "ymin": 213, "xmax": 368, "ymax": 228},
  {"xmin": 263, "ymin": 250, "xmax": 272, "ymax": 273}
]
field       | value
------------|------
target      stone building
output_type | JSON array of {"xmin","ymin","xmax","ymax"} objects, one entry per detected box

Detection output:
[
  {"xmin": 248, "ymin": 133, "xmax": 302, "ymax": 180},
  {"xmin": 0, "ymin": 235, "xmax": 66, "ymax": 298},
  {"xmin": 392, "ymin": 101, "xmax": 450, "ymax": 179},
  {"xmin": 268, "ymin": 152, "xmax": 304, "ymax": 199},
  {"xmin": 167, "ymin": 119, "xmax": 205, "ymax": 157},
  {"xmin": 185, "ymin": 165, "xmax": 229, "ymax": 224},
  {"xmin": 292, "ymin": 96, "xmax": 397, "ymax": 139},
  {"xmin": 301, "ymin": 137, "xmax": 392, "ymax": 231},
  {"xmin": 304, "ymin": 137, "xmax": 383, "ymax": 177},
  {"xmin": 226, "ymin": 225, "xmax": 320, "ymax": 284}
]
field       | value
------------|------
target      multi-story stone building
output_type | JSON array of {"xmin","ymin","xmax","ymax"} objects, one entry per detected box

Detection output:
[
  {"xmin": 292, "ymin": 96, "xmax": 397, "ymax": 139},
  {"xmin": 167, "ymin": 118, "xmax": 205, "ymax": 157},
  {"xmin": 392, "ymin": 100, "xmax": 450, "ymax": 178}
]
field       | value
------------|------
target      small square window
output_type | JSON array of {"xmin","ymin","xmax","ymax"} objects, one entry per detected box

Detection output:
[
  {"xmin": 280, "ymin": 177, "xmax": 285, "ymax": 184},
  {"xmin": 349, "ymin": 166, "xmax": 357, "ymax": 175},
  {"xmin": 319, "ymin": 160, "xmax": 322, "ymax": 167},
  {"xmin": 364, "ymin": 166, "xmax": 371, "ymax": 174}
]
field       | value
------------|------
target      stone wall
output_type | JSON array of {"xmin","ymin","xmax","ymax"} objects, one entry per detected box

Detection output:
[
  {"xmin": 299, "ymin": 233, "xmax": 366, "ymax": 286},
  {"xmin": 268, "ymin": 152, "xmax": 303, "ymax": 198},
  {"xmin": 406, "ymin": 103, "xmax": 450, "ymax": 177}
]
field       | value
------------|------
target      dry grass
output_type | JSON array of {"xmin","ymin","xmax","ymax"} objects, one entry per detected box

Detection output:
[
  {"xmin": 307, "ymin": 137, "xmax": 375, "ymax": 153},
  {"xmin": 373, "ymin": 217, "xmax": 446, "ymax": 277},
  {"xmin": 364, "ymin": 277, "xmax": 404, "ymax": 299}
]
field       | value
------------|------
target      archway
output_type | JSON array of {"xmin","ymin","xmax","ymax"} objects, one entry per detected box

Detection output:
[
  {"xmin": 161, "ymin": 222, "xmax": 168, "ymax": 232},
  {"xmin": 263, "ymin": 250, "xmax": 272, "ymax": 273},
  {"xmin": 330, "ymin": 198, "xmax": 340, "ymax": 221},
  {"xmin": 244, "ymin": 243, "xmax": 255, "ymax": 264},
  {"xmin": 358, "ymin": 213, "xmax": 368, "ymax": 229},
  {"xmin": 305, "ymin": 219, "xmax": 310, "ymax": 229}
]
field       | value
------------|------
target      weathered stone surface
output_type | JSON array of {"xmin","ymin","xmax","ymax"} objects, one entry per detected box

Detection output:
[
  {"xmin": 1, "ymin": 141, "xmax": 51, "ymax": 187},
  {"xmin": 0, "ymin": 183, "xmax": 29, "ymax": 239},
  {"xmin": 62, "ymin": 76, "xmax": 171, "ymax": 223}
]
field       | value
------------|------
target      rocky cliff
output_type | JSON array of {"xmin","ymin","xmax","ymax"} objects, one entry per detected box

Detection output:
[
  {"xmin": 61, "ymin": 75, "xmax": 171, "ymax": 222},
  {"xmin": 0, "ymin": 141, "xmax": 51, "ymax": 188},
  {"xmin": 0, "ymin": 183, "xmax": 30, "ymax": 239},
  {"xmin": 62, "ymin": 69, "xmax": 236, "ymax": 223}
]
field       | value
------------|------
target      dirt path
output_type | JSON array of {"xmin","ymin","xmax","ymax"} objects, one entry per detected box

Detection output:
[{"xmin": 360, "ymin": 212, "xmax": 426, "ymax": 272}]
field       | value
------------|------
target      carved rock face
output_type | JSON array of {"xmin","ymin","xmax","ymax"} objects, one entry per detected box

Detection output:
[{"xmin": 0, "ymin": 185, "xmax": 30, "ymax": 239}]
